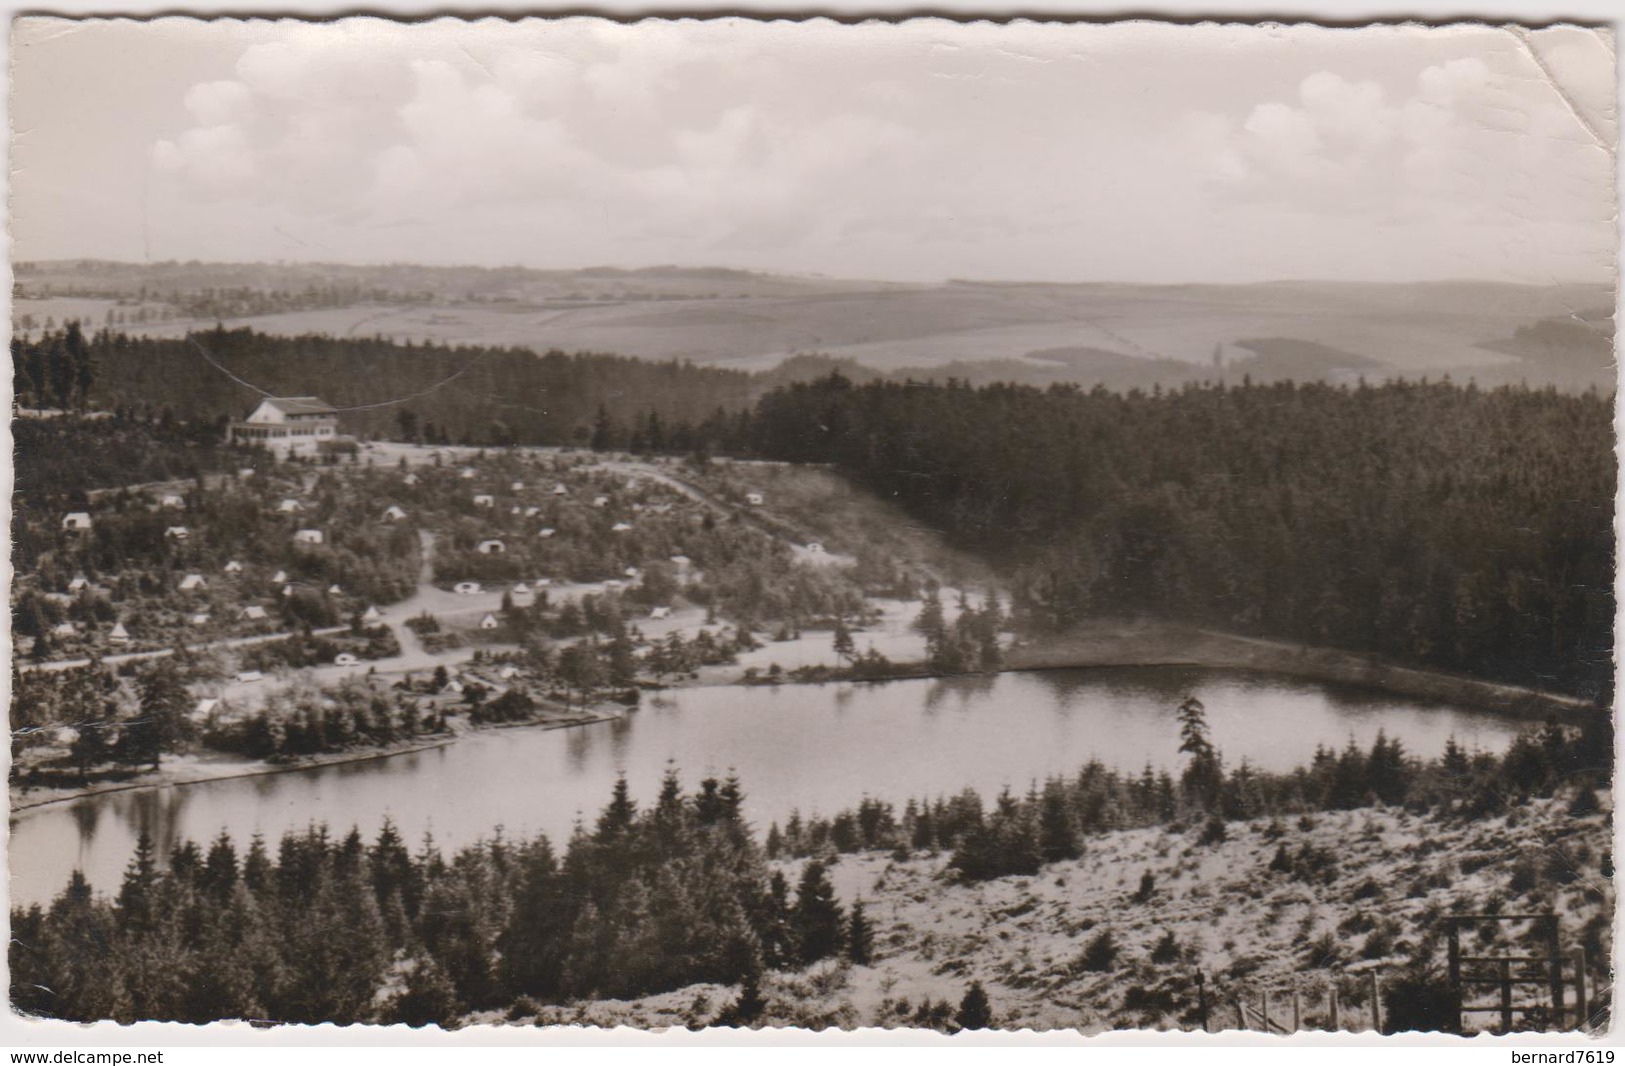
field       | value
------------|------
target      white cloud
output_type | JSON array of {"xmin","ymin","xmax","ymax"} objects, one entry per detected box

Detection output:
[{"xmin": 1189, "ymin": 40, "xmax": 1615, "ymax": 226}]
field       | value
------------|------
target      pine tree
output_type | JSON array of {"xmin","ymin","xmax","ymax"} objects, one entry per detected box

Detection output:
[
  {"xmin": 957, "ymin": 981, "xmax": 994, "ymax": 1030},
  {"xmin": 731, "ymin": 963, "xmax": 767, "ymax": 1024},
  {"xmin": 1037, "ymin": 779, "xmax": 1083, "ymax": 863},
  {"xmin": 792, "ymin": 861, "xmax": 845, "ymax": 964},
  {"xmin": 758, "ymin": 870, "xmax": 797, "ymax": 970},
  {"xmin": 832, "ymin": 618, "xmax": 856, "ymax": 665},
  {"xmin": 846, "ymin": 899, "xmax": 875, "ymax": 965}
]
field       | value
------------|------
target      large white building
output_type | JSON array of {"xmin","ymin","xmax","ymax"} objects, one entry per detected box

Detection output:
[{"xmin": 229, "ymin": 396, "xmax": 340, "ymax": 456}]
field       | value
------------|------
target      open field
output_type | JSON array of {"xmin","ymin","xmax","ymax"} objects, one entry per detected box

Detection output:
[{"xmin": 14, "ymin": 268, "xmax": 1614, "ymax": 391}]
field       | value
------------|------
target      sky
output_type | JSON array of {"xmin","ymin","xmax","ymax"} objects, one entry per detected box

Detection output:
[{"xmin": 9, "ymin": 17, "xmax": 1618, "ymax": 284}]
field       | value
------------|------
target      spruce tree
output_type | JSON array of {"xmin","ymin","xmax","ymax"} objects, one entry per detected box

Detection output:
[
  {"xmin": 956, "ymin": 981, "xmax": 994, "ymax": 1030},
  {"xmin": 846, "ymin": 899, "xmax": 875, "ymax": 965},
  {"xmin": 792, "ymin": 861, "xmax": 845, "ymax": 964}
]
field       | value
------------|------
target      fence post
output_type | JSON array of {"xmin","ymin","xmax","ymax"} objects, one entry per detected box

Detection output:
[
  {"xmin": 1447, "ymin": 920, "xmax": 1462, "ymax": 1033},
  {"xmin": 1572, "ymin": 948, "xmax": 1588, "ymax": 1031},
  {"xmin": 1261, "ymin": 989, "xmax": 1270, "ymax": 1033},
  {"xmin": 1292, "ymin": 991, "xmax": 1301, "ymax": 1032},
  {"xmin": 1235, "ymin": 998, "xmax": 1247, "ymax": 1031},
  {"xmin": 1329, "ymin": 986, "xmax": 1340, "ymax": 1031},
  {"xmin": 1370, "ymin": 970, "xmax": 1383, "ymax": 1033},
  {"xmin": 1196, "ymin": 971, "xmax": 1208, "ymax": 1034},
  {"xmin": 1500, "ymin": 959, "xmax": 1514, "ymax": 1033},
  {"xmin": 1547, "ymin": 916, "xmax": 1565, "ymax": 1029}
]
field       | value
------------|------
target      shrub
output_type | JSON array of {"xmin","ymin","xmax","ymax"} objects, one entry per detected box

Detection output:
[{"xmin": 1079, "ymin": 928, "xmax": 1119, "ymax": 973}]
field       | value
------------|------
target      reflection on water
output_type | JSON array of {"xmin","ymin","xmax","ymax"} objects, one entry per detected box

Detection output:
[{"xmin": 9, "ymin": 667, "xmax": 1529, "ymax": 908}]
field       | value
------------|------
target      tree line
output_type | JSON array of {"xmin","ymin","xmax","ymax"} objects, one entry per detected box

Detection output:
[
  {"xmin": 11, "ymin": 770, "xmax": 873, "ymax": 1026},
  {"xmin": 23, "ymin": 325, "xmax": 759, "ymax": 452},
  {"xmin": 762, "ymin": 697, "xmax": 1612, "ymax": 884},
  {"xmin": 751, "ymin": 375, "xmax": 1615, "ymax": 702}
]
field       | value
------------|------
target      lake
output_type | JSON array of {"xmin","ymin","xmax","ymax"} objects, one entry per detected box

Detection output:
[{"xmin": 8, "ymin": 667, "xmax": 1529, "ymax": 908}]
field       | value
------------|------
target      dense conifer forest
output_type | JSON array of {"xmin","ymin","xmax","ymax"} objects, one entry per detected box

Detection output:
[
  {"xmin": 13, "ymin": 326, "xmax": 757, "ymax": 451},
  {"xmin": 752, "ymin": 375, "xmax": 1616, "ymax": 702}
]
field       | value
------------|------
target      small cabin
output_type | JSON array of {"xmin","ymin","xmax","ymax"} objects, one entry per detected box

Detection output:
[
  {"xmin": 512, "ymin": 582, "xmax": 532, "ymax": 595},
  {"xmin": 189, "ymin": 612, "xmax": 211, "ymax": 626},
  {"xmin": 510, "ymin": 506, "xmax": 523, "ymax": 516},
  {"xmin": 510, "ymin": 481, "xmax": 525, "ymax": 491},
  {"xmin": 624, "ymin": 566, "xmax": 641, "ymax": 578},
  {"xmin": 611, "ymin": 522, "xmax": 633, "ymax": 533},
  {"xmin": 293, "ymin": 529, "xmax": 324, "ymax": 545},
  {"xmin": 241, "ymin": 605, "xmax": 269, "ymax": 621},
  {"xmin": 179, "ymin": 574, "xmax": 208, "ymax": 591},
  {"xmin": 403, "ymin": 473, "xmax": 419, "ymax": 486},
  {"xmin": 670, "ymin": 555, "xmax": 691, "ymax": 567},
  {"xmin": 327, "ymin": 584, "xmax": 343, "ymax": 595},
  {"xmin": 524, "ymin": 506, "xmax": 541, "ymax": 517},
  {"xmin": 474, "ymin": 494, "xmax": 495, "ymax": 508},
  {"xmin": 161, "ymin": 494, "xmax": 186, "ymax": 510},
  {"xmin": 362, "ymin": 605, "xmax": 382, "ymax": 623},
  {"xmin": 382, "ymin": 505, "xmax": 407, "ymax": 522},
  {"xmin": 224, "ymin": 560, "xmax": 244, "ymax": 573},
  {"xmin": 454, "ymin": 581, "xmax": 482, "ymax": 595},
  {"xmin": 593, "ymin": 495, "xmax": 610, "ymax": 508},
  {"xmin": 477, "ymin": 539, "xmax": 506, "ymax": 555},
  {"xmin": 498, "ymin": 665, "xmax": 520, "ymax": 680},
  {"xmin": 236, "ymin": 670, "xmax": 264, "ymax": 684},
  {"xmin": 276, "ymin": 498, "xmax": 303, "ymax": 514},
  {"xmin": 746, "ymin": 492, "xmax": 764, "ymax": 507},
  {"xmin": 68, "ymin": 576, "xmax": 89, "ymax": 592},
  {"xmin": 239, "ymin": 468, "xmax": 256, "ymax": 479},
  {"xmin": 552, "ymin": 483, "xmax": 569, "ymax": 496},
  {"xmin": 459, "ymin": 467, "xmax": 477, "ymax": 480},
  {"xmin": 271, "ymin": 570, "xmax": 287, "ymax": 584},
  {"xmin": 195, "ymin": 698, "xmax": 221, "ymax": 717},
  {"xmin": 52, "ymin": 621, "xmax": 78, "ymax": 637},
  {"xmin": 334, "ymin": 652, "xmax": 359, "ymax": 667},
  {"xmin": 539, "ymin": 527, "xmax": 556, "ymax": 538},
  {"xmin": 109, "ymin": 621, "xmax": 131, "ymax": 643},
  {"xmin": 650, "ymin": 606, "xmax": 672, "ymax": 620},
  {"xmin": 282, "ymin": 585, "xmax": 295, "ymax": 598},
  {"xmin": 479, "ymin": 613, "xmax": 500, "ymax": 630},
  {"xmin": 165, "ymin": 526, "xmax": 190, "ymax": 540},
  {"xmin": 62, "ymin": 512, "xmax": 93, "ymax": 532},
  {"xmin": 535, "ymin": 578, "xmax": 553, "ymax": 587}
]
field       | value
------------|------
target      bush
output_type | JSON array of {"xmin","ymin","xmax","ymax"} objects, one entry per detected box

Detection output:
[
  {"xmin": 1079, "ymin": 928, "xmax": 1119, "ymax": 973},
  {"xmin": 1149, "ymin": 930, "xmax": 1180, "ymax": 965}
]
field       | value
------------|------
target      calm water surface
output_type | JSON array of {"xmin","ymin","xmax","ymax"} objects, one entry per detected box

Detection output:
[{"xmin": 9, "ymin": 667, "xmax": 1528, "ymax": 907}]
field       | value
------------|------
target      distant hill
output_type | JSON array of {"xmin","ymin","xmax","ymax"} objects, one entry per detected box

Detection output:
[{"xmin": 12, "ymin": 260, "xmax": 1615, "ymax": 392}]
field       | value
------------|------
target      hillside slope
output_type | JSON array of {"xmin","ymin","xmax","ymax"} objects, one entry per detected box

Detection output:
[{"xmin": 504, "ymin": 794, "xmax": 1612, "ymax": 1033}]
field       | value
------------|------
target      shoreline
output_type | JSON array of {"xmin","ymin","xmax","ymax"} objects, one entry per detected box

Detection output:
[
  {"xmin": 9, "ymin": 707, "xmax": 622, "ymax": 817},
  {"xmin": 11, "ymin": 626, "xmax": 1593, "ymax": 818},
  {"xmin": 1004, "ymin": 620, "xmax": 1599, "ymax": 722}
]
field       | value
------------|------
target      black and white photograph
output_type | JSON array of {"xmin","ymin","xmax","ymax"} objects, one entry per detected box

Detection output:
[{"xmin": 4, "ymin": 13, "xmax": 1617, "ymax": 1040}]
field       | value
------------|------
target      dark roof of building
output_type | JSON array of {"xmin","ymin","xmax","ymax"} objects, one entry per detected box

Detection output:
[{"xmin": 263, "ymin": 396, "xmax": 337, "ymax": 416}]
